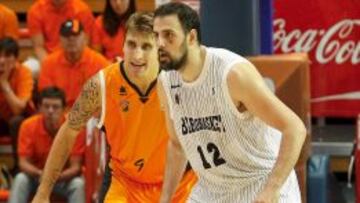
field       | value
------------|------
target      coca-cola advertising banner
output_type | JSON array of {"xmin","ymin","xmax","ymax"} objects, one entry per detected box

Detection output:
[{"xmin": 274, "ymin": 0, "xmax": 360, "ymax": 117}]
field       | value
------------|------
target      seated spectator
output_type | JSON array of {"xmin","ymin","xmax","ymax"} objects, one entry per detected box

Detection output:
[
  {"xmin": 0, "ymin": 37, "xmax": 33, "ymax": 171},
  {"xmin": 0, "ymin": 4, "xmax": 19, "ymax": 39},
  {"xmin": 27, "ymin": 0, "xmax": 95, "ymax": 62},
  {"xmin": 8, "ymin": 87, "xmax": 85, "ymax": 203},
  {"xmin": 91, "ymin": 0, "xmax": 135, "ymax": 61},
  {"xmin": 38, "ymin": 19, "xmax": 109, "ymax": 108}
]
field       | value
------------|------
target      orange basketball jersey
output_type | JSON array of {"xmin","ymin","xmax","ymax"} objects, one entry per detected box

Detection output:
[{"xmin": 98, "ymin": 62, "xmax": 168, "ymax": 184}]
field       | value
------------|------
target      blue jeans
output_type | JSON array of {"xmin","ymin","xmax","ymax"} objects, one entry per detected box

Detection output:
[{"xmin": 8, "ymin": 172, "xmax": 85, "ymax": 203}]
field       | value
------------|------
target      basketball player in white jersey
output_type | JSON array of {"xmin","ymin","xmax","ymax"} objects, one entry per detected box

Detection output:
[{"xmin": 154, "ymin": 2, "xmax": 306, "ymax": 203}]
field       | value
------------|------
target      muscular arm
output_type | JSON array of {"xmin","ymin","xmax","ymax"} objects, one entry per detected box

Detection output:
[
  {"xmin": 32, "ymin": 75, "xmax": 101, "ymax": 201},
  {"xmin": 31, "ymin": 34, "xmax": 48, "ymax": 62},
  {"xmin": 227, "ymin": 62, "xmax": 306, "ymax": 201},
  {"xmin": 158, "ymin": 81, "xmax": 188, "ymax": 203}
]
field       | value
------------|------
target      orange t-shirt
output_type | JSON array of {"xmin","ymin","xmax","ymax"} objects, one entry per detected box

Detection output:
[
  {"xmin": 27, "ymin": 0, "xmax": 95, "ymax": 53},
  {"xmin": 91, "ymin": 16, "xmax": 126, "ymax": 61},
  {"xmin": 0, "ymin": 63, "xmax": 33, "ymax": 120},
  {"xmin": 38, "ymin": 47, "xmax": 109, "ymax": 107},
  {"xmin": 17, "ymin": 114, "xmax": 85, "ymax": 169},
  {"xmin": 101, "ymin": 62, "xmax": 169, "ymax": 184},
  {"xmin": 0, "ymin": 4, "xmax": 19, "ymax": 39}
]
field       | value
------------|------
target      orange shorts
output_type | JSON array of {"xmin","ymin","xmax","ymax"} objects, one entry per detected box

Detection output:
[{"xmin": 104, "ymin": 171, "xmax": 197, "ymax": 203}]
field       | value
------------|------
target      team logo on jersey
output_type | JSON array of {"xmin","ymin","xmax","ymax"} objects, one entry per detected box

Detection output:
[
  {"xmin": 119, "ymin": 86, "xmax": 127, "ymax": 96},
  {"xmin": 181, "ymin": 115, "xmax": 225, "ymax": 135},
  {"xmin": 119, "ymin": 99, "xmax": 129, "ymax": 112}
]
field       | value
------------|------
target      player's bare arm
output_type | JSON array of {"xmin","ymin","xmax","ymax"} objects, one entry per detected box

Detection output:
[
  {"xmin": 158, "ymin": 80, "xmax": 188, "ymax": 203},
  {"xmin": 68, "ymin": 75, "xmax": 101, "ymax": 130},
  {"xmin": 32, "ymin": 74, "xmax": 101, "ymax": 203},
  {"xmin": 226, "ymin": 62, "xmax": 306, "ymax": 201}
]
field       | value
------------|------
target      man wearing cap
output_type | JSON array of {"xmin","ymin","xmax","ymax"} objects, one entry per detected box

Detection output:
[
  {"xmin": 38, "ymin": 19, "xmax": 109, "ymax": 109},
  {"xmin": 27, "ymin": 0, "xmax": 94, "ymax": 62}
]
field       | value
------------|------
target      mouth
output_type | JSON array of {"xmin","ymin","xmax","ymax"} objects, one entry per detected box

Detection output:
[
  {"xmin": 159, "ymin": 51, "xmax": 170, "ymax": 62},
  {"xmin": 130, "ymin": 62, "xmax": 146, "ymax": 71}
]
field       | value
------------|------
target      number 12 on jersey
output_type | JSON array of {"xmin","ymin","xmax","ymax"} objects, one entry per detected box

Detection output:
[{"xmin": 197, "ymin": 142, "xmax": 226, "ymax": 169}]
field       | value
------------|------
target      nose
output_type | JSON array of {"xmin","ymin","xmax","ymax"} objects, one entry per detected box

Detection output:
[
  {"xmin": 133, "ymin": 47, "xmax": 144, "ymax": 60},
  {"xmin": 156, "ymin": 35, "xmax": 165, "ymax": 48}
]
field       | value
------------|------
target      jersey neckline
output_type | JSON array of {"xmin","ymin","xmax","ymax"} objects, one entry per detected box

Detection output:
[{"xmin": 119, "ymin": 61, "xmax": 158, "ymax": 103}]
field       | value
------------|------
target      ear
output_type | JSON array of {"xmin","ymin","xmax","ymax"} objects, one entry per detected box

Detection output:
[{"xmin": 188, "ymin": 29, "xmax": 198, "ymax": 45}]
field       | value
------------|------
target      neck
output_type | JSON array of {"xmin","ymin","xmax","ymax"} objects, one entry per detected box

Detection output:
[
  {"xmin": 179, "ymin": 45, "xmax": 206, "ymax": 83},
  {"xmin": 65, "ymin": 51, "xmax": 81, "ymax": 64},
  {"xmin": 125, "ymin": 64, "xmax": 159, "ymax": 94},
  {"xmin": 44, "ymin": 121, "xmax": 60, "ymax": 136}
]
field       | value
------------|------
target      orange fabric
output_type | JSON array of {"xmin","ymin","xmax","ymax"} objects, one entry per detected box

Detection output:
[
  {"xmin": 38, "ymin": 47, "xmax": 109, "ymax": 107},
  {"xmin": 91, "ymin": 16, "xmax": 126, "ymax": 61},
  {"xmin": 17, "ymin": 114, "xmax": 85, "ymax": 169},
  {"xmin": 104, "ymin": 170, "xmax": 197, "ymax": 203},
  {"xmin": 102, "ymin": 62, "xmax": 196, "ymax": 200},
  {"xmin": 0, "ymin": 4, "xmax": 19, "ymax": 39},
  {"xmin": 0, "ymin": 63, "xmax": 33, "ymax": 120},
  {"xmin": 27, "ymin": 0, "xmax": 95, "ymax": 53}
]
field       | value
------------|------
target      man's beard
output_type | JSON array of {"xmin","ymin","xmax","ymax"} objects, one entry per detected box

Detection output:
[{"xmin": 159, "ymin": 42, "xmax": 188, "ymax": 71}]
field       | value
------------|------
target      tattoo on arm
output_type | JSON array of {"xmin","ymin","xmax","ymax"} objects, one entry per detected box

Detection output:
[{"xmin": 68, "ymin": 75, "xmax": 101, "ymax": 130}]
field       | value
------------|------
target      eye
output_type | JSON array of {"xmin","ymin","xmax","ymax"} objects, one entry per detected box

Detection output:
[
  {"xmin": 164, "ymin": 31, "xmax": 174, "ymax": 40},
  {"xmin": 142, "ymin": 44, "xmax": 152, "ymax": 51},
  {"xmin": 126, "ymin": 41, "xmax": 136, "ymax": 49}
]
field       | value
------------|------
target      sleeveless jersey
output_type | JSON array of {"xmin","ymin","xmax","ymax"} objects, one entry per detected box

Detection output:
[
  {"xmin": 97, "ymin": 62, "xmax": 169, "ymax": 184},
  {"xmin": 159, "ymin": 47, "xmax": 300, "ymax": 202}
]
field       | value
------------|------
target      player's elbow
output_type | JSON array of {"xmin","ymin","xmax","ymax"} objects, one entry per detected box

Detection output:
[{"xmin": 291, "ymin": 119, "xmax": 307, "ymax": 147}]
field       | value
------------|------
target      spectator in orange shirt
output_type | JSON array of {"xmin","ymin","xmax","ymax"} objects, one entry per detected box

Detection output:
[
  {"xmin": 91, "ymin": 0, "xmax": 135, "ymax": 61},
  {"xmin": 0, "ymin": 4, "xmax": 19, "ymax": 39},
  {"xmin": 8, "ymin": 87, "xmax": 85, "ymax": 203},
  {"xmin": 0, "ymin": 37, "xmax": 33, "ymax": 171},
  {"xmin": 38, "ymin": 19, "xmax": 109, "ymax": 108},
  {"xmin": 27, "ymin": 0, "xmax": 95, "ymax": 62}
]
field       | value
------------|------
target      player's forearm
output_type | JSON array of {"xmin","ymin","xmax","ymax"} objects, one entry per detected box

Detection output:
[
  {"xmin": 36, "ymin": 122, "xmax": 79, "ymax": 198},
  {"xmin": 160, "ymin": 140, "xmax": 188, "ymax": 203},
  {"xmin": 264, "ymin": 124, "xmax": 306, "ymax": 192}
]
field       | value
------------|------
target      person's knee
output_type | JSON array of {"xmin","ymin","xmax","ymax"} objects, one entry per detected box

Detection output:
[
  {"xmin": 68, "ymin": 176, "xmax": 85, "ymax": 190},
  {"xmin": 12, "ymin": 172, "xmax": 31, "ymax": 188}
]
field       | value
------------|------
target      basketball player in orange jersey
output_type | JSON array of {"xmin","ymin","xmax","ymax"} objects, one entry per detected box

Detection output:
[{"xmin": 31, "ymin": 12, "xmax": 196, "ymax": 203}]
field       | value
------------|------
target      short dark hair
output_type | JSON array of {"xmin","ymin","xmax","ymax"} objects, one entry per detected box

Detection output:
[
  {"xmin": 38, "ymin": 87, "xmax": 66, "ymax": 107},
  {"xmin": 103, "ymin": 0, "xmax": 136, "ymax": 37},
  {"xmin": 154, "ymin": 2, "xmax": 201, "ymax": 43},
  {"xmin": 0, "ymin": 37, "xmax": 19, "ymax": 57},
  {"xmin": 125, "ymin": 12, "xmax": 154, "ymax": 35}
]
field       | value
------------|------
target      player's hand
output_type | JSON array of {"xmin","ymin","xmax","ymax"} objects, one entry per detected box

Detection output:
[{"xmin": 253, "ymin": 188, "xmax": 280, "ymax": 203}]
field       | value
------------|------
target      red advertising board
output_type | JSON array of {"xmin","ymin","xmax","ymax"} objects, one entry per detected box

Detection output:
[{"xmin": 273, "ymin": 0, "xmax": 360, "ymax": 117}]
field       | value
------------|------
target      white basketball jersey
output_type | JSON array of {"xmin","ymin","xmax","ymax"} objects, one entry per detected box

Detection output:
[{"xmin": 159, "ymin": 47, "xmax": 301, "ymax": 202}]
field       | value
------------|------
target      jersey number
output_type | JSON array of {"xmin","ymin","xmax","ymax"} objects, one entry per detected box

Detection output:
[{"xmin": 197, "ymin": 142, "xmax": 226, "ymax": 169}]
